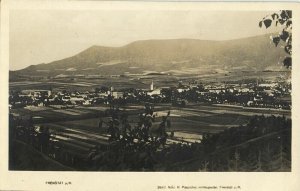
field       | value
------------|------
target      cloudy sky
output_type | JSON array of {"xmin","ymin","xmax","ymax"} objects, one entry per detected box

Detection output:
[{"xmin": 9, "ymin": 9, "xmax": 279, "ymax": 70}]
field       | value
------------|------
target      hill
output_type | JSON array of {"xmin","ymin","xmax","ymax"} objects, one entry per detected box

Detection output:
[{"xmin": 11, "ymin": 34, "xmax": 287, "ymax": 77}]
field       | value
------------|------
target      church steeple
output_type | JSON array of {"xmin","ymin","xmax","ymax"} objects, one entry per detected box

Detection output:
[{"xmin": 150, "ymin": 80, "xmax": 154, "ymax": 91}]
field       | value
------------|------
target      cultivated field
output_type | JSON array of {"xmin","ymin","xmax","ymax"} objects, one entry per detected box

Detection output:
[
  {"xmin": 9, "ymin": 70, "xmax": 290, "ymax": 92},
  {"xmin": 10, "ymin": 103, "xmax": 291, "ymax": 144}
]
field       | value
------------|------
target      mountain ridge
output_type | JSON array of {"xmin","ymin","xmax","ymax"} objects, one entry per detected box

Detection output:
[{"xmin": 11, "ymin": 34, "xmax": 287, "ymax": 77}]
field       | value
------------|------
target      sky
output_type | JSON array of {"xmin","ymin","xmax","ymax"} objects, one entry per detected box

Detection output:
[{"xmin": 9, "ymin": 9, "xmax": 280, "ymax": 70}]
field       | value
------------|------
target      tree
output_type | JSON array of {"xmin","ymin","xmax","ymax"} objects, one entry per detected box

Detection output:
[{"xmin": 259, "ymin": 10, "xmax": 292, "ymax": 68}]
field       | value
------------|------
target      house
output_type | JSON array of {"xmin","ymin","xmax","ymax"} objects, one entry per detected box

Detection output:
[
  {"xmin": 147, "ymin": 89, "xmax": 161, "ymax": 96},
  {"xmin": 21, "ymin": 89, "xmax": 52, "ymax": 98},
  {"xmin": 112, "ymin": 92, "xmax": 124, "ymax": 99},
  {"xmin": 177, "ymin": 88, "xmax": 189, "ymax": 93},
  {"xmin": 70, "ymin": 96, "xmax": 85, "ymax": 105}
]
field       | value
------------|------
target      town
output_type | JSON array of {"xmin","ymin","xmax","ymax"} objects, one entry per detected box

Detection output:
[{"xmin": 9, "ymin": 78, "xmax": 291, "ymax": 110}]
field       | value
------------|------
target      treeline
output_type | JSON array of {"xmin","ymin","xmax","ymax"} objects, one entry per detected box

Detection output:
[{"xmin": 162, "ymin": 115, "xmax": 291, "ymax": 171}]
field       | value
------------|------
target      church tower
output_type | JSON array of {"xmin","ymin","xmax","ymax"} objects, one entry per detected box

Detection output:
[{"xmin": 150, "ymin": 80, "xmax": 154, "ymax": 91}]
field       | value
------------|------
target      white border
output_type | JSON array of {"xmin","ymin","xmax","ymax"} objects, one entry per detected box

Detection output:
[{"xmin": 1, "ymin": 1, "xmax": 300, "ymax": 191}]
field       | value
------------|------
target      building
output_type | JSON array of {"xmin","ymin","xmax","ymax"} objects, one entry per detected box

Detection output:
[
  {"xmin": 112, "ymin": 91, "xmax": 124, "ymax": 99},
  {"xmin": 21, "ymin": 90, "xmax": 52, "ymax": 98},
  {"xmin": 147, "ymin": 89, "xmax": 161, "ymax": 96},
  {"xmin": 150, "ymin": 81, "xmax": 154, "ymax": 91}
]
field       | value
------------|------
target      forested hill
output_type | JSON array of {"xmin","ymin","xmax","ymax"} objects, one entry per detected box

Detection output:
[{"xmin": 11, "ymin": 34, "xmax": 287, "ymax": 77}]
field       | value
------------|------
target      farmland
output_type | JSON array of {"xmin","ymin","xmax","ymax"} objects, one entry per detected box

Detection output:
[
  {"xmin": 9, "ymin": 70, "xmax": 290, "ymax": 92},
  {"xmin": 10, "ymin": 103, "xmax": 291, "ymax": 142}
]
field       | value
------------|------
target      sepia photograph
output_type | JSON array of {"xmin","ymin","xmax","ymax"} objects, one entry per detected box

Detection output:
[
  {"xmin": 7, "ymin": 7, "xmax": 293, "ymax": 172},
  {"xmin": 1, "ymin": 0, "xmax": 300, "ymax": 190}
]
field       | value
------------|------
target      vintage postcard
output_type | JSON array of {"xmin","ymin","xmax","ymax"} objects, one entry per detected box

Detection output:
[{"xmin": 1, "ymin": 0, "xmax": 300, "ymax": 190}]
